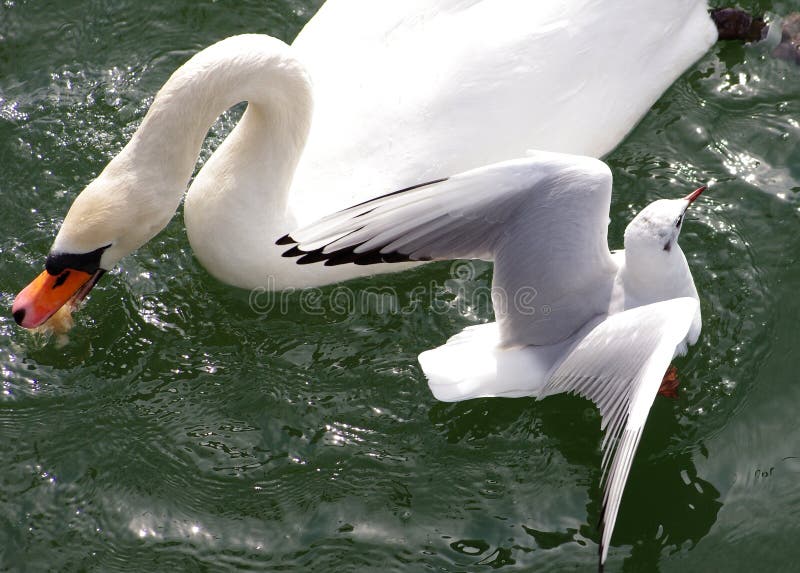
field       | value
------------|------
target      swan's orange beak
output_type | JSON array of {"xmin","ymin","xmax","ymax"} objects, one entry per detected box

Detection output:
[{"xmin": 12, "ymin": 268, "xmax": 102, "ymax": 329}]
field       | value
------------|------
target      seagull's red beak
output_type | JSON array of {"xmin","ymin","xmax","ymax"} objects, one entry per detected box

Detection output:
[{"xmin": 684, "ymin": 185, "xmax": 706, "ymax": 204}]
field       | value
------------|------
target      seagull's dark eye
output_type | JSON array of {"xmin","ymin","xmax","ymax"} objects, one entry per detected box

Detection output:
[{"xmin": 675, "ymin": 214, "xmax": 683, "ymax": 228}]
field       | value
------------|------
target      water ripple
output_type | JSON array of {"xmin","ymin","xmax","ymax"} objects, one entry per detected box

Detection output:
[{"xmin": 2, "ymin": 1, "xmax": 800, "ymax": 571}]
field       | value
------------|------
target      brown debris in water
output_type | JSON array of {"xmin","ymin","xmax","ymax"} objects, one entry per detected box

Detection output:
[{"xmin": 772, "ymin": 13, "xmax": 800, "ymax": 64}]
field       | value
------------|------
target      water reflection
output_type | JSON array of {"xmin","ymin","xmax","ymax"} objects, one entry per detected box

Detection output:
[{"xmin": 429, "ymin": 393, "xmax": 723, "ymax": 567}]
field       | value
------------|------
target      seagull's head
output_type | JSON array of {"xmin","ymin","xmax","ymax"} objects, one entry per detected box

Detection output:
[{"xmin": 624, "ymin": 185, "xmax": 705, "ymax": 257}]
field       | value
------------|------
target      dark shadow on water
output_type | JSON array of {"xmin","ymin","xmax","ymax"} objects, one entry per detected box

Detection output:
[
  {"xmin": 428, "ymin": 392, "xmax": 722, "ymax": 569},
  {"xmin": 612, "ymin": 397, "xmax": 723, "ymax": 572}
]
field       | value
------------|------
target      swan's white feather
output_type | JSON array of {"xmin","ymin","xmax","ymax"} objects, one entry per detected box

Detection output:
[{"xmin": 289, "ymin": 0, "xmax": 717, "ymax": 221}]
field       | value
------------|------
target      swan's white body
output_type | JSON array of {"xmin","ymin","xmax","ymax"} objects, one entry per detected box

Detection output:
[
  {"xmin": 46, "ymin": 0, "xmax": 716, "ymax": 291},
  {"xmin": 283, "ymin": 151, "xmax": 705, "ymax": 565}
]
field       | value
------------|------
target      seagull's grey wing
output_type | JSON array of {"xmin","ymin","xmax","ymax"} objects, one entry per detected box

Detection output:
[
  {"xmin": 280, "ymin": 152, "xmax": 617, "ymax": 346},
  {"xmin": 541, "ymin": 297, "xmax": 701, "ymax": 567}
]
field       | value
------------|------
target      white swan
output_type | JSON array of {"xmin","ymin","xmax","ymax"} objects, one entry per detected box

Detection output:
[
  {"xmin": 12, "ymin": 0, "xmax": 717, "ymax": 328},
  {"xmin": 279, "ymin": 151, "xmax": 706, "ymax": 566}
]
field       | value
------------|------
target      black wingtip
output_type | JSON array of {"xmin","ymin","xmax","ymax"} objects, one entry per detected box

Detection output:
[
  {"xmin": 281, "ymin": 237, "xmax": 416, "ymax": 267},
  {"xmin": 281, "ymin": 245, "xmax": 305, "ymax": 258},
  {"xmin": 281, "ymin": 243, "xmax": 328, "ymax": 263},
  {"xmin": 276, "ymin": 176, "xmax": 451, "ymax": 266},
  {"xmin": 296, "ymin": 248, "xmax": 329, "ymax": 265}
]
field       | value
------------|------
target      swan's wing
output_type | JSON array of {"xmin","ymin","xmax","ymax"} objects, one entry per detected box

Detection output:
[
  {"xmin": 541, "ymin": 297, "xmax": 701, "ymax": 567},
  {"xmin": 280, "ymin": 152, "xmax": 617, "ymax": 346},
  {"xmin": 290, "ymin": 0, "xmax": 716, "ymax": 219}
]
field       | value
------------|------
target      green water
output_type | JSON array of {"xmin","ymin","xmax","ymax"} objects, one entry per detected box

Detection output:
[{"xmin": 2, "ymin": 1, "xmax": 800, "ymax": 571}]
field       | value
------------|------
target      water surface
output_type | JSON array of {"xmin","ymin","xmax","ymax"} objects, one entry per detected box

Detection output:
[{"xmin": 1, "ymin": 1, "xmax": 800, "ymax": 571}]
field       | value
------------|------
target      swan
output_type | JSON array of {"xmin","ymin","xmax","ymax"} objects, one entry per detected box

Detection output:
[
  {"xmin": 278, "ymin": 151, "xmax": 706, "ymax": 566},
  {"xmin": 12, "ymin": 0, "xmax": 718, "ymax": 328}
]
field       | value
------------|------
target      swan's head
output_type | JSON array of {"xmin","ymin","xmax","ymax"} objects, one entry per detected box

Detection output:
[
  {"xmin": 624, "ymin": 185, "xmax": 705, "ymax": 257},
  {"xmin": 12, "ymin": 159, "xmax": 178, "ymax": 329},
  {"xmin": 12, "ymin": 33, "xmax": 314, "ymax": 329}
]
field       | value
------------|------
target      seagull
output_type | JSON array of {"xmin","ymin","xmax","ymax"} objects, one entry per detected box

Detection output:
[{"xmin": 278, "ymin": 151, "xmax": 706, "ymax": 567}]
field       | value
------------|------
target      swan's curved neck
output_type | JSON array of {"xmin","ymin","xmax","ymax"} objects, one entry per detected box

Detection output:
[{"xmin": 122, "ymin": 35, "xmax": 313, "ymax": 206}]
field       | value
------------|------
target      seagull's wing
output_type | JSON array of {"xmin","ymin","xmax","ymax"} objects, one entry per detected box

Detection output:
[
  {"xmin": 280, "ymin": 152, "xmax": 617, "ymax": 346},
  {"xmin": 541, "ymin": 297, "xmax": 701, "ymax": 567}
]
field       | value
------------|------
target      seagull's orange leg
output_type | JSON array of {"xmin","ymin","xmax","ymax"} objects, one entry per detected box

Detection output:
[{"xmin": 658, "ymin": 365, "xmax": 680, "ymax": 399}]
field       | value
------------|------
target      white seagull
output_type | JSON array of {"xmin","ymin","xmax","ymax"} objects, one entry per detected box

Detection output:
[
  {"xmin": 279, "ymin": 151, "xmax": 706, "ymax": 567},
  {"xmin": 12, "ymin": 0, "xmax": 718, "ymax": 329}
]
